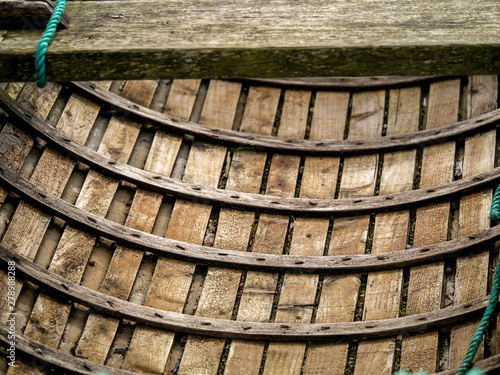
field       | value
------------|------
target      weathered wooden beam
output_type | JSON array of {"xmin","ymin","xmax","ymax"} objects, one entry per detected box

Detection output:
[
  {"xmin": 0, "ymin": 0, "xmax": 70, "ymax": 29},
  {"xmin": 0, "ymin": 0, "xmax": 500, "ymax": 81}
]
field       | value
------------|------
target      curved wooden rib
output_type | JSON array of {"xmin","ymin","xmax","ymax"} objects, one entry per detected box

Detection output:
[
  {"xmin": 0, "ymin": 323, "xmax": 136, "ymax": 375},
  {"xmin": 0, "ymin": 321, "xmax": 497, "ymax": 375},
  {"xmin": 0, "ymin": 242, "xmax": 496, "ymax": 342},
  {"xmin": 241, "ymin": 76, "xmax": 447, "ymax": 90},
  {"xmin": 1, "ymin": 90, "xmax": 500, "ymax": 218},
  {"xmin": 1, "ymin": 164, "xmax": 498, "ymax": 274},
  {"xmin": 67, "ymin": 82, "xmax": 500, "ymax": 156}
]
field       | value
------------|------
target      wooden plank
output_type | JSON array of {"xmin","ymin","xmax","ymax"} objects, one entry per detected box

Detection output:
[
  {"xmin": 0, "ymin": 83, "xmax": 110, "ymax": 343},
  {"xmin": 72, "ymin": 80, "xmax": 199, "ymax": 364},
  {"xmin": 7, "ymin": 81, "xmax": 157, "ymax": 375},
  {"xmin": 354, "ymin": 87, "xmax": 420, "ymax": 375},
  {"xmin": 2, "ymin": 0, "xmax": 500, "ymax": 81},
  {"xmin": 175, "ymin": 85, "xmax": 281, "ymax": 375},
  {"xmin": 224, "ymin": 89, "xmax": 311, "ymax": 375},
  {"xmin": 121, "ymin": 80, "xmax": 241, "ymax": 374},
  {"xmin": 67, "ymin": 81, "xmax": 500, "ymax": 158},
  {"xmin": 400, "ymin": 79, "xmax": 461, "ymax": 373},
  {"xmin": 261, "ymin": 92, "xmax": 347, "ymax": 375},
  {"xmin": 303, "ymin": 90, "xmax": 385, "ymax": 375},
  {"xmin": 303, "ymin": 91, "xmax": 385, "ymax": 374},
  {"xmin": 0, "ymin": 82, "xmax": 60, "ymax": 322},
  {"xmin": 449, "ymin": 76, "xmax": 498, "ymax": 368}
]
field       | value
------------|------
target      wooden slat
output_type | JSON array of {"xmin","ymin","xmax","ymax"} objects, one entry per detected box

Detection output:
[
  {"xmin": 261, "ymin": 91, "xmax": 347, "ymax": 375},
  {"xmin": 449, "ymin": 76, "xmax": 498, "ymax": 368},
  {"xmin": 224, "ymin": 89, "xmax": 311, "ymax": 375},
  {"xmin": 68, "ymin": 81, "xmax": 500, "ymax": 157},
  {"xmin": 303, "ymin": 90, "xmax": 385, "ymax": 375},
  {"xmin": 174, "ymin": 85, "xmax": 280, "ymax": 375},
  {"xmin": 73, "ymin": 80, "xmax": 199, "ymax": 364},
  {"xmin": 0, "ymin": 82, "xmax": 60, "ymax": 323},
  {"xmin": 121, "ymin": 80, "xmax": 241, "ymax": 374},
  {"xmin": 7, "ymin": 81, "xmax": 157, "ymax": 375},
  {"xmin": 400, "ymin": 79, "xmax": 461, "ymax": 373},
  {"xmin": 5, "ymin": 86, "xmax": 500, "ymax": 217},
  {"xmin": 354, "ymin": 87, "xmax": 420, "ymax": 375},
  {"xmin": 2, "ymin": 0, "xmax": 500, "ymax": 81}
]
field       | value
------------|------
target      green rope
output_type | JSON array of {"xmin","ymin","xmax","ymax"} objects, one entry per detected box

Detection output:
[{"xmin": 34, "ymin": 0, "xmax": 66, "ymax": 88}]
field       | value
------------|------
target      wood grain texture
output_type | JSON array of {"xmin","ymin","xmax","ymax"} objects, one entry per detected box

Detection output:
[
  {"xmin": 400, "ymin": 79, "xmax": 460, "ymax": 373},
  {"xmin": 2, "ymin": 0, "xmax": 500, "ymax": 80},
  {"xmin": 70, "ymin": 81, "xmax": 500, "ymax": 157},
  {"xmin": 10, "ymin": 81, "xmax": 156, "ymax": 375},
  {"xmin": 122, "ymin": 80, "xmax": 241, "ymax": 374},
  {"xmin": 5, "ymin": 162, "xmax": 500, "ymax": 275},
  {"xmin": 354, "ymin": 87, "xmax": 420, "ymax": 375},
  {"xmin": 449, "ymin": 75, "xmax": 498, "ymax": 369},
  {"xmin": 177, "ymin": 86, "xmax": 280, "ymax": 375},
  {"xmin": 225, "ymin": 90, "xmax": 310, "ymax": 375},
  {"xmin": 303, "ymin": 90, "xmax": 385, "ymax": 375},
  {"xmin": 0, "ymin": 82, "xmax": 60, "ymax": 323},
  {"xmin": 262, "ymin": 91, "xmax": 346, "ymax": 375},
  {"xmin": 73, "ymin": 80, "xmax": 196, "ymax": 364}
]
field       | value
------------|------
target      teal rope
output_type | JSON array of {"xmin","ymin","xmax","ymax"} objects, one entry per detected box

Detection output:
[
  {"xmin": 490, "ymin": 185, "xmax": 500, "ymax": 222},
  {"xmin": 454, "ymin": 184, "xmax": 500, "ymax": 375},
  {"xmin": 34, "ymin": 0, "xmax": 66, "ymax": 88}
]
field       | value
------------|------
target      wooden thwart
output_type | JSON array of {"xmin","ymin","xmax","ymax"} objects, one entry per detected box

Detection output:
[{"xmin": 1, "ymin": 0, "xmax": 500, "ymax": 81}]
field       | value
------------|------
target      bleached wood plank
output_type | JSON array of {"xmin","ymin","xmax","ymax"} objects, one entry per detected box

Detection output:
[
  {"xmin": 121, "ymin": 80, "xmax": 241, "ymax": 374},
  {"xmin": 175, "ymin": 86, "xmax": 280, "ymax": 375},
  {"xmin": 2, "ymin": 0, "xmax": 500, "ymax": 81},
  {"xmin": 354, "ymin": 87, "xmax": 420, "ymax": 375},
  {"xmin": 303, "ymin": 90, "xmax": 385, "ymax": 375},
  {"xmin": 261, "ymin": 91, "xmax": 346, "ymax": 375},
  {"xmin": 224, "ymin": 90, "xmax": 310, "ymax": 375},
  {"xmin": 9, "ymin": 81, "xmax": 157, "ymax": 375},
  {"xmin": 400, "ymin": 79, "xmax": 461, "ymax": 373},
  {"xmin": 73, "ymin": 80, "xmax": 198, "ymax": 364},
  {"xmin": 449, "ymin": 76, "xmax": 498, "ymax": 368}
]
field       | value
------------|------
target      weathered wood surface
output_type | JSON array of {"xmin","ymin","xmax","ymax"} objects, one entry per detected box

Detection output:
[
  {"xmin": 0, "ymin": 0, "xmax": 70, "ymax": 29},
  {"xmin": 354, "ymin": 86, "xmax": 420, "ymax": 375},
  {"xmin": 400, "ymin": 79, "xmax": 461, "ymax": 373},
  {"xmin": 1, "ymin": 320, "xmax": 500, "ymax": 375},
  {"xmin": 71, "ymin": 81, "xmax": 500, "ymax": 156},
  {"xmin": 449, "ymin": 76, "xmax": 498, "ymax": 367},
  {"xmin": 3, "ymin": 162, "xmax": 500, "ymax": 274},
  {"xmin": 176, "ymin": 85, "xmax": 280, "ymax": 375},
  {"xmin": 303, "ymin": 90, "xmax": 385, "ymax": 374},
  {"xmin": 7, "ymin": 81, "xmax": 157, "ymax": 375},
  {"xmin": 0, "ymin": 75, "xmax": 499, "ymax": 374},
  {"xmin": 121, "ymin": 80, "xmax": 241, "ymax": 374},
  {"xmin": 4, "ymin": 86, "xmax": 500, "ymax": 217},
  {"xmin": 73, "ymin": 80, "xmax": 195, "ymax": 364},
  {"xmin": 0, "ymin": 241, "xmax": 497, "ymax": 343},
  {"xmin": 2, "ymin": 0, "xmax": 500, "ymax": 81},
  {"xmin": 262, "ymin": 91, "xmax": 344, "ymax": 375},
  {"xmin": 0, "ymin": 82, "xmax": 60, "ymax": 324}
]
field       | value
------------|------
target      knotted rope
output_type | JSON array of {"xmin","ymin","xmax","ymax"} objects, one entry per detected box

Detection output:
[{"xmin": 34, "ymin": 0, "xmax": 66, "ymax": 88}]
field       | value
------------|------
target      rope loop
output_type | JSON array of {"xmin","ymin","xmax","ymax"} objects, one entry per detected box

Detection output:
[{"xmin": 34, "ymin": 0, "xmax": 66, "ymax": 88}]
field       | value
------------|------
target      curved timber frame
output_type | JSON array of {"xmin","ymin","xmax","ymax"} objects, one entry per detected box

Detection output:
[
  {"xmin": 1, "ymin": 164, "xmax": 498, "ymax": 274},
  {"xmin": 1, "ymin": 88, "xmax": 500, "ymax": 218}
]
